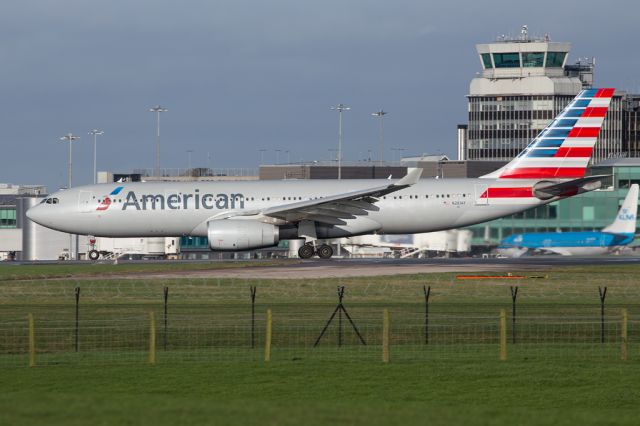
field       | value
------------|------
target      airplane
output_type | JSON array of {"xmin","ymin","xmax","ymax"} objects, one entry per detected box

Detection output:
[
  {"xmin": 497, "ymin": 184, "xmax": 638, "ymax": 257},
  {"xmin": 27, "ymin": 88, "xmax": 615, "ymax": 260}
]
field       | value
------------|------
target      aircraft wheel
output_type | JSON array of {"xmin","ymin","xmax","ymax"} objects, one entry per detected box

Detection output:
[
  {"xmin": 317, "ymin": 244, "xmax": 334, "ymax": 259},
  {"xmin": 298, "ymin": 244, "xmax": 315, "ymax": 259},
  {"xmin": 88, "ymin": 249, "xmax": 100, "ymax": 261}
]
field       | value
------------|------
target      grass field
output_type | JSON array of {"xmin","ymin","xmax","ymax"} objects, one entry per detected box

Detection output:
[
  {"xmin": 2, "ymin": 262, "xmax": 640, "ymax": 424},
  {"xmin": 2, "ymin": 361, "xmax": 640, "ymax": 425}
]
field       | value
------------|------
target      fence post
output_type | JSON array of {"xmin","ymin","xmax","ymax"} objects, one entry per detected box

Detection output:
[
  {"xmin": 250, "ymin": 286, "xmax": 257, "ymax": 348},
  {"xmin": 382, "ymin": 309, "xmax": 390, "ymax": 363},
  {"xmin": 499, "ymin": 309, "xmax": 507, "ymax": 361},
  {"xmin": 621, "ymin": 308, "xmax": 628, "ymax": 361},
  {"xmin": 149, "ymin": 311, "xmax": 156, "ymax": 365},
  {"xmin": 163, "ymin": 287, "xmax": 169, "ymax": 351},
  {"xmin": 598, "ymin": 286, "xmax": 607, "ymax": 344},
  {"xmin": 28, "ymin": 313, "xmax": 35, "ymax": 368},
  {"xmin": 75, "ymin": 286, "xmax": 80, "ymax": 352},
  {"xmin": 510, "ymin": 286, "xmax": 518, "ymax": 344},
  {"xmin": 265, "ymin": 309, "xmax": 272, "ymax": 362},
  {"xmin": 423, "ymin": 285, "xmax": 430, "ymax": 345}
]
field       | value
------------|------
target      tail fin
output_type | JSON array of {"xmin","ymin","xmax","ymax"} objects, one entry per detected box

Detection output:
[
  {"xmin": 602, "ymin": 184, "xmax": 638, "ymax": 235},
  {"xmin": 482, "ymin": 88, "xmax": 615, "ymax": 179}
]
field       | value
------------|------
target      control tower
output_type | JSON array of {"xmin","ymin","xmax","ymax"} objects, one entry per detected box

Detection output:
[{"xmin": 465, "ymin": 26, "xmax": 621, "ymax": 163}]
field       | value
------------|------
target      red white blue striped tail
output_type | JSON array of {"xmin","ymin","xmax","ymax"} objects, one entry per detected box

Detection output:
[{"xmin": 484, "ymin": 88, "xmax": 614, "ymax": 180}]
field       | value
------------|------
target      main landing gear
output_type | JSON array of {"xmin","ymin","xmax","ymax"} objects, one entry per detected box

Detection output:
[{"xmin": 298, "ymin": 243, "xmax": 334, "ymax": 259}]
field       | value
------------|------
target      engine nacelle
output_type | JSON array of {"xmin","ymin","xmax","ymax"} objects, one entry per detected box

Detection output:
[{"xmin": 207, "ymin": 220, "xmax": 279, "ymax": 251}]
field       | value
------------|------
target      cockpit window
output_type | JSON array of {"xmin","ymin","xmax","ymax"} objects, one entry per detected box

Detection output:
[{"xmin": 43, "ymin": 198, "xmax": 59, "ymax": 204}]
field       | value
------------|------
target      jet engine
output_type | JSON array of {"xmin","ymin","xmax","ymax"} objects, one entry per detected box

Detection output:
[{"xmin": 207, "ymin": 219, "xmax": 279, "ymax": 251}]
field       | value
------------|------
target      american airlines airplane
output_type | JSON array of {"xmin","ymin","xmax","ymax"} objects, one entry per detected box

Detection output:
[
  {"xmin": 27, "ymin": 88, "xmax": 614, "ymax": 259},
  {"xmin": 497, "ymin": 184, "xmax": 638, "ymax": 257}
]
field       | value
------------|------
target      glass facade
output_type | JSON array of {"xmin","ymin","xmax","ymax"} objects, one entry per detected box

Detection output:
[
  {"xmin": 522, "ymin": 52, "xmax": 545, "ymax": 67},
  {"xmin": 467, "ymin": 95, "xmax": 623, "ymax": 163},
  {"xmin": 492, "ymin": 53, "xmax": 520, "ymax": 68},
  {"xmin": 623, "ymin": 95, "xmax": 640, "ymax": 157},
  {"xmin": 546, "ymin": 51, "xmax": 567, "ymax": 67},
  {"xmin": 466, "ymin": 164, "xmax": 640, "ymax": 246},
  {"xmin": 0, "ymin": 208, "xmax": 16, "ymax": 228},
  {"xmin": 481, "ymin": 53, "xmax": 492, "ymax": 69}
]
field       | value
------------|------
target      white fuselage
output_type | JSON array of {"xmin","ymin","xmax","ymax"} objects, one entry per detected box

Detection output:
[{"xmin": 27, "ymin": 177, "xmax": 549, "ymax": 239}]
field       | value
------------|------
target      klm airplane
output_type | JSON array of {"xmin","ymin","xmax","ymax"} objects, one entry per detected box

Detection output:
[{"xmin": 498, "ymin": 184, "xmax": 639, "ymax": 257}]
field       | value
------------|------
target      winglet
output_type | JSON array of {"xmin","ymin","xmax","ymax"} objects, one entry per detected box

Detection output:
[{"xmin": 395, "ymin": 167, "xmax": 422, "ymax": 186}]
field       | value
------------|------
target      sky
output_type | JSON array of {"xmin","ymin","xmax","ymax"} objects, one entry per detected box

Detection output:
[{"xmin": 2, "ymin": 0, "xmax": 640, "ymax": 191}]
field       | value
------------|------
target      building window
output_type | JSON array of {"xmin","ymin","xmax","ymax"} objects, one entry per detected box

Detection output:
[
  {"xmin": 522, "ymin": 52, "xmax": 544, "ymax": 67},
  {"xmin": 583, "ymin": 206, "xmax": 595, "ymax": 221},
  {"xmin": 546, "ymin": 52, "xmax": 566, "ymax": 67},
  {"xmin": 481, "ymin": 53, "xmax": 492, "ymax": 69},
  {"xmin": 493, "ymin": 53, "xmax": 520, "ymax": 68}
]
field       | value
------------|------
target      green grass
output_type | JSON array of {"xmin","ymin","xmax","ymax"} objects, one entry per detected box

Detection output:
[
  {"xmin": 3, "ymin": 264, "xmax": 640, "ymax": 424},
  {"xmin": 0, "ymin": 259, "xmax": 294, "ymax": 280},
  {"xmin": 2, "ymin": 360, "xmax": 640, "ymax": 425}
]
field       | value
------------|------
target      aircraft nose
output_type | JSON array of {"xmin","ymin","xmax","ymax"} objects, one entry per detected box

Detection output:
[{"xmin": 26, "ymin": 205, "xmax": 41, "ymax": 224}]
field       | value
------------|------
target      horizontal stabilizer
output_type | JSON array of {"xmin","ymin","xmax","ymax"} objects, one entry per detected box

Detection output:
[{"xmin": 533, "ymin": 175, "xmax": 609, "ymax": 200}]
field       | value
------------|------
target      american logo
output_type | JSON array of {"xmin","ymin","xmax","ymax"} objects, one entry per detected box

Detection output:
[{"xmin": 96, "ymin": 186, "xmax": 124, "ymax": 211}]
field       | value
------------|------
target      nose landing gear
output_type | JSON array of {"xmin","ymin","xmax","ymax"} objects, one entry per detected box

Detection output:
[{"xmin": 297, "ymin": 243, "xmax": 335, "ymax": 259}]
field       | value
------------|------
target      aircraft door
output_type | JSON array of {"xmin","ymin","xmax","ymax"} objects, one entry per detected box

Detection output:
[
  {"xmin": 474, "ymin": 184, "xmax": 488, "ymax": 206},
  {"xmin": 78, "ymin": 191, "xmax": 93, "ymax": 213}
]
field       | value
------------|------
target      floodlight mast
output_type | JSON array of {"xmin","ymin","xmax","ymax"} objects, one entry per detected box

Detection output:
[
  {"xmin": 149, "ymin": 105, "xmax": 168, "ymax": 176},
  {"xmin": 59, "ymin": 133, "xmax": 80, "ymax": 190},
  {"xmin": 371, "ymin": 110, "xmax": 388, "ymax": 165},
  {"xmin": 88, "ymin": 129, "xmax": 104, "ymax": 184},
  {"xmin": 59, "ymin": 132, "xmax": 80, "ymax": 260},
  {"xmin": 330, "ymin": 103, "xmax": 350, "ymax": 179}
]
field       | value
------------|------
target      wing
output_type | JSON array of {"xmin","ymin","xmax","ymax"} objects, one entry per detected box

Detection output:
[{"xmin": 259, "ymin": 167, "xmax": 423, "ymax": 225}]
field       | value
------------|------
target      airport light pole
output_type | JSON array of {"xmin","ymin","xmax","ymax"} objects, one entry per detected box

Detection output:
[
  {"xmin": 330, "ymin": 103, "xmax": 350, "ymax": 179},
  {"xmin": 60, "ymin": 133, "xmax": 81, "ymax": 189},
  {"xmin": 149, "ymin": 105, "xmax": 168, "ymax": 176},
  {"xmin": 259, "ymin": 149, "xmax": 267, "ymax": 164},
  {"xmin": 60, "ymin": 133, "xmax": 80, "ymax": 260},
  {"xmin": 88, "ymin": 129, "xmax": 104, "ymax": 184},
  {"xmin": 275, "ymin": 149, "xmax": 282, "ymax": 165},
  {"xmin": 186, "ymin": 150, "xmax": 193, "ymax": 171},
  {"xmin": 371, "ymin": 110, "xmax": 388, "ymax": 165}
]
